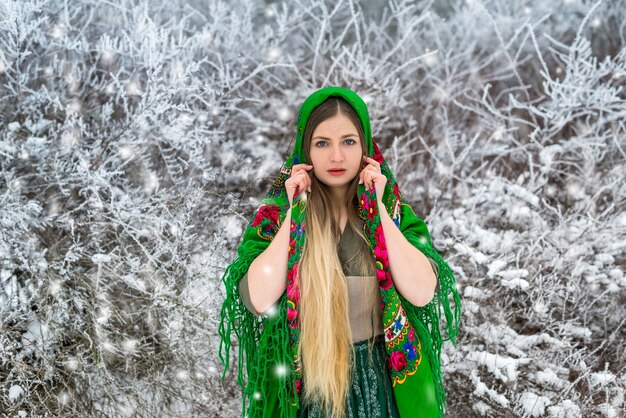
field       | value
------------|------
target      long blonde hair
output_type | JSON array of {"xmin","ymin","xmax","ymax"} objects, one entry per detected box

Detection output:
[{"xmin": 297, "ymin": 97, "xmax": 379, "ymax": 418}]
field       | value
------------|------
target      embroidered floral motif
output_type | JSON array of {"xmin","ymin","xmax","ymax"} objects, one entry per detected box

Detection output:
[
  {"xmin": 388, "ymin": 351, "xmax": 407, "ymax": 372},
  {"xmin": 252, "ymin": 204, "xmax": 281, "ymax": 239},
  {"xmin": 252, "ymin": 204, "xmax": 280, "ymax": 227},
  {"xmin": 403, "ymin": 340, "xmax": 417, "ymax": 361}
]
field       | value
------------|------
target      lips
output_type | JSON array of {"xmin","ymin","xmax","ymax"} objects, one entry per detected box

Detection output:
[
  {"xmin": 327, "ymin": 169, "xmax": 346, "ymax": 176},
  {"xmin": 327, "ymin": 169, "xmax": 346, "ymax": 172}
]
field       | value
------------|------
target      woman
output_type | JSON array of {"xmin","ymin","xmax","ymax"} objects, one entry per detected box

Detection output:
[{"xmin": 218, "ymin": 86, "xmax": 461, "ymax": 418}]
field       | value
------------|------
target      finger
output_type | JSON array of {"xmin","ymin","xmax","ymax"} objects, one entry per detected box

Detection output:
[
  {"xmin": 291, "ymin": 164, "xmax": 312, "ymax": 177},
  {"xmin": 364, "ymin": 155, "xmax": 380, "ymax": 164},
  {"xmin": 295, "ymin": 163, "xmax": 313, "ymax": 171},
  {"xmin": 305, "ymin": 172, "xmax": 313, "ymax": 192},
  {"xmin": 370, "ymin": 173, "xmax": 378, "ymax": 188},
  {"xmin": 363, "ymin": 156, "xmax": 380, "ymax": 169},
  {"xmin": 363, "ymin": 156, "xmax": 378, "ymax": 167}
]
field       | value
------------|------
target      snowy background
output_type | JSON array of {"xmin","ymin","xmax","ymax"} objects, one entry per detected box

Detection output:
[{"xmin": 1, "ymin": 0, "xmax": 625, "ymax": 416}]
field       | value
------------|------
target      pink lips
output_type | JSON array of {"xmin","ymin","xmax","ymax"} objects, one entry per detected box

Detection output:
[{"xmin": 327, "ymin": 169, "xmax": 346, "ymax": 176}]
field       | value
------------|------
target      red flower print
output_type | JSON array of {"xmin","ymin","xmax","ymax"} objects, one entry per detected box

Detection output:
[
  {"xmin": 379, "ymin": 271, "xmax": 393, "ymax": 290},
  {"xmin": 360, "ymin": 195, "xmax": 378, "ymax": 222},
  {"xmin": 252, "ymin": 204, "xmax": 281, "ymax": 227},
  {"xmin": 372, "ymin": 140, "xmax": 384, "ymax": 164},
  {"xmin": 374, "ymin": 225, "xmax": 387, "ymax": 250},
  {"xmin": 392, "ymin": 182, "xmax": 400, "ymax": 200},
  {"xmin": 288, "ymin": 263, "xmax": 299, "ymax": 281},
  {"xmin": 388, "ymin": 351, "xmax": 407, "ymax": 372}
]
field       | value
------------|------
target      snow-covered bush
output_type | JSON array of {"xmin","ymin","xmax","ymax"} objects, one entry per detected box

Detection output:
[{"xmin": 0, "ymin": 0, "xmax": 624, "ymax": 416}]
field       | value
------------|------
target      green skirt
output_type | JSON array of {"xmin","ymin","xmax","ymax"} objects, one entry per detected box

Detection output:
[
  {"xmin": 297, "ymin": 334, "xmax": 441, "ymax": 418},
  {"xmin": 296, "ymin": 333, "xmax": 440, "ymax": 418},
  {"xmin": 296, "ymin": 334, "xmax": 400, "ymax": 418}
]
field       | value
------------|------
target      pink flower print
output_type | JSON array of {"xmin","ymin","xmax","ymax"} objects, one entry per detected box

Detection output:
[
  {"xmin": 287, "ymin": 305, "xmax": 298, "ymax": 323},
  {"xmin": 408, "ymin": 328, "xmax": 415, "ymax": 342},
  {"xmin": 287, "ymin": 283, "xmax": 300, "ymax": 303},
  {"xmin": 373, "ymin": 226, "xmax": 393, "ymax": 289},
  {"xmin": 374, "ymin": 249, "xmax": 388, "ymax": 268},
  {"xmin": 295, "ymin": 379, "xmax": 302, "ymax": 395},
  {"xmin": 388, "ymin": 351, "xmax": 407, "ymax": 372},
  {"xmin": 287, "ymin": 300, "xmax": 299, "ymax": 328}
]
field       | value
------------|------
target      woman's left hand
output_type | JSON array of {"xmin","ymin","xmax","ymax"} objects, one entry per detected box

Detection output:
[{"xmin": 359, "ymin": 155, "xmax": 387, "ymax": 202}]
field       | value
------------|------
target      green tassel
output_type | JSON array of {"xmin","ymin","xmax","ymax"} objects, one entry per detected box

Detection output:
[{"xmin": 398, "ymin": 237, "xmax": 462, "ymax": 417}]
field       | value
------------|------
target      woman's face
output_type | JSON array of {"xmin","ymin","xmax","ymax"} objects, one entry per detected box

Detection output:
[{"xmin": 309, "ymin": 113, "xmax": 363, "ymax": 192}]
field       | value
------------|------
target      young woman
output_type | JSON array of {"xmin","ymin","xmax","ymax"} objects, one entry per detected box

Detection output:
[{"xmin": 218, "ymin": 86, "xmax": 461, "ymax": 418}]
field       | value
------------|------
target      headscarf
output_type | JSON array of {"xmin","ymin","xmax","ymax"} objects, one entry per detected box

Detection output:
[{"xmin": 218, "ymin": 86, "xmax": 461, "ymax": 418}]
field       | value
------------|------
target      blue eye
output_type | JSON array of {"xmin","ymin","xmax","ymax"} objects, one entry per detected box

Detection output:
[{"xmin": 314, "ymin": 138, "xmax": 357, "ymax": 147}]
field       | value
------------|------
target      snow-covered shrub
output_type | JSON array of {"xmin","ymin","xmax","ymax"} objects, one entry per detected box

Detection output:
[{"xmin": 0, "ymin": 0, "xmax": 624, "ymax": 416}]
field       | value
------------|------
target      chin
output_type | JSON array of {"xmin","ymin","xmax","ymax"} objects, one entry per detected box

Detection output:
[{"xmin": 324, "ymin": 180, "xmax": 352, "ymax": 189}]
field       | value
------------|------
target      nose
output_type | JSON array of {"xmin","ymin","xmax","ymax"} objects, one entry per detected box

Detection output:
[{"xmin": 330, "ymin": 144, "xmax": 344, "ymax": 162}]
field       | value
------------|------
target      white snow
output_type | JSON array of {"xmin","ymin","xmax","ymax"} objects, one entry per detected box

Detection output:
[
  {"xmin": 547, "ymin": 400, "xmax": 582, "ymax": 418},
  {"xmin": 467, "ymin": 351, "xmax": 530, "ymax": 383},
  {"xmin": 519, "ymin": 391, "xmax": 551, "ymax": 417},
  {"xmin": 8, "ymin": 385, "xmax": 24, "ymax": 401}
]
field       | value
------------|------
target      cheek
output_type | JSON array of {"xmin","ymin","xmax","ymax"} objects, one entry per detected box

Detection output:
[
  {"xmin": 307, "ymin": 152, "xmax": 317, "ymax": 167},
  {"xmin": 352, "ymin": 150, "xmax": 364, "ymax": 169}
]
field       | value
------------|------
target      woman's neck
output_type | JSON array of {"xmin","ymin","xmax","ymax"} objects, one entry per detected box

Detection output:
[
  {"xmin": 331, "ymin": 205, "xmax": 348, "ymax": 233},
  {"xmin": 328, "ymin": 184, "xmax": 349, "ymax": 203}
]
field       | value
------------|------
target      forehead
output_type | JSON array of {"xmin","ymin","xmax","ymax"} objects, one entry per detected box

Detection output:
[{"xmin": 311, "ymin": 113, "xmax": 358, "ymax": 138}]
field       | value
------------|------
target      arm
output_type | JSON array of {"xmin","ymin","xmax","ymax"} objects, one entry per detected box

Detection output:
[
  {"xmin": 377, "ymin": 199, "xmax": 438, "ymax": 307},
  {"xmin": 245, "ymin": 207, "xmax": 292, "ymax": 314}
]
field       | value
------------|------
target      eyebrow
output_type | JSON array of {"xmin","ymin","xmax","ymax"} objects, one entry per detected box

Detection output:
[{"xmin": 312, "ymin": 134, "xmax": 358, "ymax": 140}]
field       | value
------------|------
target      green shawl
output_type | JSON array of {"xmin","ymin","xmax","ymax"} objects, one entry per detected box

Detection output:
[{"xmin": 218, "ymin": 86, "xmax": 461, "ymax": 417}]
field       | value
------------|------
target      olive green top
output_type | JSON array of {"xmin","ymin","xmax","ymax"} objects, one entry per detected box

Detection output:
[{"xmin": 238, "ymin": 225, "xmax": 440, "ymax": 343}]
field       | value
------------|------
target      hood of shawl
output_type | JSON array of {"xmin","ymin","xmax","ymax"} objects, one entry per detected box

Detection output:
[{"xmin": 291, "ymin": 86, "xmax": 374, "ymax": 166}]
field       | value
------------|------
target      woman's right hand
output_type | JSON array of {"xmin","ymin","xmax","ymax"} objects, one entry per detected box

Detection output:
[{"xmin": 285, "ymin": 164, "xmax": 313, "ymax": 207}]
